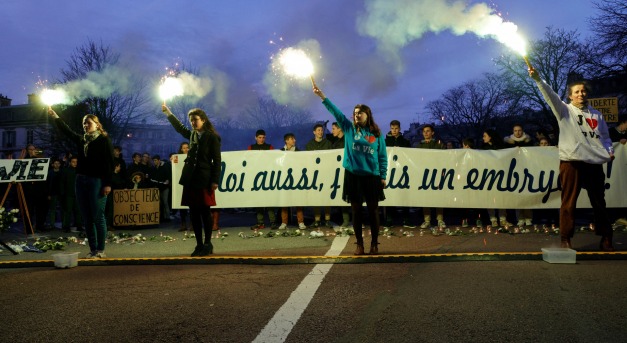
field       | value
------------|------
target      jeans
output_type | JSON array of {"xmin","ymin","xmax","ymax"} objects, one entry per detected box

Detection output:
[{"xmin": 76, "ymin": 175, "xmax": 108, "ymax": 252}]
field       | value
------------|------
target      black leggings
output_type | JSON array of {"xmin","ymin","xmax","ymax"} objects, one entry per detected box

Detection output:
[
  {"xmin": 189, "ymin": 206, "xmax": 213, "ymax": 246},
  {"xmin": 351, "ymin": 200, "xmax": 380, "ymax": 245}
]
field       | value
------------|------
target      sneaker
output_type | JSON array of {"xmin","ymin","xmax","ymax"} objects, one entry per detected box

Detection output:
[
  {"xmin": 250, "ymin": 223, "xmax": 265, "ymax": 230},
  {"xmin": 340, "ymin": 222, "xmax": 351, "ymax": 229},
  {"xmin": 403, "ymin": 220, "xmax": 416, "ymax": 229},
  {"xmin": 270, "ymin": 223, "xmax": 278, "ymax": 230},
  {"xmin": 325, "ymin": 220, "xmax": 333, "ymax": 228},
  {"xmin": 310, "ymin": 221, "xmax": 321, "ymax": 229},
  {"xmin": 517, "ymin": 220, "xmax": 525, "ymax": 227},
  {"xmin": 461, "ymin": 219, "xmax": 468, "ymax": 228},
  {"xmin": 95, "ymin": 251, "xmax": 106, "ymax": 258},
  {"xmin": 420, "ymin": 221, "xmax": 430, "ymax": 229},
  {"xmin": 278, "ymin": 223, "xmax": 288, "ymax": 230},
  {"xmin": 500, "ymin": 220, "xmax": 513, "ymax": 227},
  {"xmin": 490, "ymin": 219, "xmax": 498, "ymax": 227},
  {"xmin": 525, "ymin": 219, "xmax": 533, "ymax": 226},
  {"xmin": 298, "ymin": 222, "xmax": 307, "ymax": 230},
  {"xmin": 86, "ymin": 251, "xmax": 98, "ymax": 259},
  {"xmin": 437, "ymin": 220, "xmax": 446, "ymax": 228}
]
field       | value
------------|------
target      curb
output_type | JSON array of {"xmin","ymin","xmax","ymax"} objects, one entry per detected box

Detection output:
[{"xmin": 1, "ymin": 251, "xmax": 626, "ymax": 268}]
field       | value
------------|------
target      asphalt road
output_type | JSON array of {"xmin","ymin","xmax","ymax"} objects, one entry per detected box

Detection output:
[{"xmin": 1, "ymin": 260, "xmax": 626, "ymax": 343}]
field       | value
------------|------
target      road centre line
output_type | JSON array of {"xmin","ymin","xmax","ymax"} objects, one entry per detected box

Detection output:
[{"xmin": 252, "ymin": 235, "xmax": 350, "ymax": 343}]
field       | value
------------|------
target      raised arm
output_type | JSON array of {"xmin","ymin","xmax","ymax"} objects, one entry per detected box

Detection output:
[{"xmin": 162, "ymin": 105, "xmax": 191, "ymax": 140}]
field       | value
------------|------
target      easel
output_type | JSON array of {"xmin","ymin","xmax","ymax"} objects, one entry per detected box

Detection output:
[{"xmin": 0, "ymin": 150, "xmax": 35, "ymax": 255}]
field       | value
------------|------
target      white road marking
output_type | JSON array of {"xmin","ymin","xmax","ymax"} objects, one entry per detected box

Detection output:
[{"xmin": 252, "ymin": 235, "xmax": 350, "ymax": 343}]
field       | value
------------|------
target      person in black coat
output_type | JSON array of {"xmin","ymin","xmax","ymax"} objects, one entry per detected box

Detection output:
[{"xmin": 162, "ymin": 105, "xmax": 221, "ymax": 257}]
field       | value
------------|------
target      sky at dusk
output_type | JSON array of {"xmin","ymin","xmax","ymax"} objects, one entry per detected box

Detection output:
[{"xmin": 0, "ymin": 0, "xmax": 599, "ymax": 126}]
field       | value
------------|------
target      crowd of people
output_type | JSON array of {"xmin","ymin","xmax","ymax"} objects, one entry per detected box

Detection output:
[{"xmin": 2, "ymin": 78, "xmax": 625, "ymax": 257}]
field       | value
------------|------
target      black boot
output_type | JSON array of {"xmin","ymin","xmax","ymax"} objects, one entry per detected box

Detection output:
[{"xmin": 200, "ymin": 241, "xmax": 214, "ymax": 256}]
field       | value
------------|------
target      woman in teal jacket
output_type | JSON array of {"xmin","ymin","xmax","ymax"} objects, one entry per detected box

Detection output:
[{"xmin": 313, "ymin": 84, "xmax": 387, "ymax": 255}]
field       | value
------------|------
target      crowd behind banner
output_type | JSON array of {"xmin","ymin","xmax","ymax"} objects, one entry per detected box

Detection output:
[
  {"xmin": 171, "ymin": 144, "xmax": 627, "ymax": 210},
  {"xmin": 1, "ymin": 127, "xmax": 625, "ymax": 233}
]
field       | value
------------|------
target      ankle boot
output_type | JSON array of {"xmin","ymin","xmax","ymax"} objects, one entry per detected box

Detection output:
[
  {"xmin": 369, "ymin": 242, "xmax": 379, "ymax": 255},
  {"xmin": 600, "ymin": 237, "xmax": 614, "ymax": 252},
  {"xmin": 354, "ymin": 242, "xmax": 365, "ymax": 255},
  {"xmin": 200, "ymin": 241, "xmax": 214, "ymax": 256}
]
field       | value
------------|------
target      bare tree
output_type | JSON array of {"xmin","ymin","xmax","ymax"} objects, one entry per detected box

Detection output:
[
  {"xmin": 425, "ymin": 73, "xmax": 521, "ymax": 144},
  {"xmin": 240, "ymin": 97, "xmax": 313, "ymax": 129},
  {"xmin": 589, "ymin": 0, "xmax": 627, "ymax": 76},
  {"xmin": 58, "ymin": 38, "xmax": 150, "ymax": 145},
  {"xmin": 493, "ymin": 27, "xmax": 596, "ymax": 134}
]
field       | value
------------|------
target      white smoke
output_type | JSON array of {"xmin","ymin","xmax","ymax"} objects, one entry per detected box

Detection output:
[
  {"xmin": 357, "ymin": 0, "xmax": 525, "ymax": 72},
  {"xmin": 52, "ymin": 65, "xmax": 134, "ymax": 104},
  {"xmin": 175, "ymin": 71, "xmax": 214, "ymax": 99},
  {"xmin": 263, "ymin": 39, "xmax": 322, "ymax": 108}
]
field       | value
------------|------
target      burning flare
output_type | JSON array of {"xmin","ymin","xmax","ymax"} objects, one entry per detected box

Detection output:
[
  {"xmin": 278, "ymin": 48, "xmax": 314, "ymax": 79},
  {"xmin": 159, "ymin": 77, "xmax": 184, "ymax": 104},
  {"xmin": 40, "ymin": 89, "xmax": 67, "ymax": 106}
]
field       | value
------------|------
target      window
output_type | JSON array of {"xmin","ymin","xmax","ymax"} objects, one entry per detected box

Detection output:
[{"xmin": 2, "ymin": 130, "xmax": 16, "ymax": 148}]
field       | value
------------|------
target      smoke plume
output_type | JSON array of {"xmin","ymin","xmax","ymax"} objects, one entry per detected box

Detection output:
[{"xmin": 357, "ymin": 0, "xmax": 524, "ymax": 72}]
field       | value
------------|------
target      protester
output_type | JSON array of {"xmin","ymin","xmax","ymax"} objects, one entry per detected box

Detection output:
[
  {"xmin": 48, "ymin": 109, "xmax": 114, "ymax": 258},
  {"xmin": 60, "ymin": 156, "xmax": 83, "ymax": 233},
  {"xmin": 46, "ymin": 158, "xmax": 63, "ymax": 230},
  {"xmin": 305, "ymin": 123, "xmax": 333, "ymax": 228},
  {"xmin": 162, "ymin": 105, "xmax": 221, "ymax": 256},
  {"xmin": 313, "ymin": 83, "xmax": 387, "ymax": 255},
  {"xmin": 248, "ymin": 129, "xmax": 277, "ymax": 230},
  {"xmin": 384, "ymin": 120, "xmax": 411, "ymax": 228},
  {"xmin": 503, "ymin": 123, "xmax": 534, "ymax": 148},
  {"xmin": 330, "ymin": 122, "xmax": 351, "ymax": 228},
  {"xmin": 278, "ymin": 133, "xmax": 306, "ymax": 230},
  {"xmin": 416, "ymin": 124, "xmax": 446, "ymax": 229},
  {"xmin": 150, "ymin": 155, "xmax": 172, "ymax": 222},
  {"xmin": 529, "ymin": 67, "xmax": 615, "ymax": 251},
  {"xmin": 481, "ymin": 129, "xmax": 512, "ymax": 227},
  {"xmin": 609, "ymin": 114, "xmax": 627, "ymax": 144}
]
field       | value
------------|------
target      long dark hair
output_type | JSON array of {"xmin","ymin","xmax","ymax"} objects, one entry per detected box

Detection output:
[
  {"xmin": 353, "ymin": 104, "xmax": 381, "ymax": 137},
  {"xmin": 188, "ymin": 108, "xmax": 220, "ymax": 137},
  {"xmin": 178, "ymin": 142, "xmax": 189, "ymax": 154}
]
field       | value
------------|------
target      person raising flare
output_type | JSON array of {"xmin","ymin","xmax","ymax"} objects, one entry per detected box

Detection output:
[
  {"xmin": 313, "ymin": 84, "xmax": 387, "ymax": 255},
  {"xmin": 529, "ymin": 68, "xmax": 615, "ymax": 251},
  {"xmin": 162, "ymin": 105, "xmax": 222, "ymax": 257},
  {"xmin": 48, "ymin": 109, "xmax": 114, "ymax": 259}
]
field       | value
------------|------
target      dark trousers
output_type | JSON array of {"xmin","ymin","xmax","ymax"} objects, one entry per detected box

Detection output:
[{"xmin": 559, "ymin": 161, "xmax": 611, "ymax": 239}]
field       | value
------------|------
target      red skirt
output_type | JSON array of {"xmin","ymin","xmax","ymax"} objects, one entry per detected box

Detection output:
[{"xmin": 181, "ymin": 187, "xmax": 216, "ymax": 207}]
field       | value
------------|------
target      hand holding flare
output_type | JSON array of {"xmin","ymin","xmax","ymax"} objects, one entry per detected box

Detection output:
[{"xmin": 311, "ymin": 75, "xmax": 325, "ymax": 100}]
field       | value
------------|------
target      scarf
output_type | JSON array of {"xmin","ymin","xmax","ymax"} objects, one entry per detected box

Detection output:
[{"xmin": 83, "ymin": 131, "xmax": 101, "ymax": 157}]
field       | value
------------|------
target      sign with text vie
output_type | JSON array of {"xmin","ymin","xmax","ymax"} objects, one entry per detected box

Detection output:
[
  {"xmin": 112, "ymin": 188, "xmax": 160, "ymax": 226},
  {"xmin": 0, "ymin": 158, "xmax": 50, "ymax": 183},
  {"xmin": 589, "ymin": 97, "xmax": 619, "ymax": 122},
  {"xmin": 171, "ymin": 144, "xmax": 627, "ymax": 210}
]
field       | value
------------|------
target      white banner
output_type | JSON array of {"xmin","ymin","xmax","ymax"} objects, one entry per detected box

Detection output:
[
  {"xmin": 172, "ymin": 144, "xmax": 627, "ymax": 209},
  {"xmin": 0, "ymin": 158, "xmax": 50, "ymax": 183}
]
